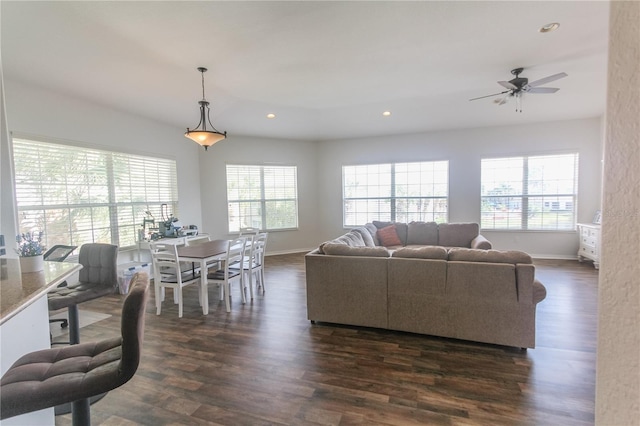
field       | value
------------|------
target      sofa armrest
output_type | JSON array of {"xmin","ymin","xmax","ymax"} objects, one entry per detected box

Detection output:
[{"xmin": 470, "ymin": 234, "xmax": 492, "ymax": 250}]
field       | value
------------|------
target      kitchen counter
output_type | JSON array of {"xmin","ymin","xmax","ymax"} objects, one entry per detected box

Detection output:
[{"xmin": 0, "ymin": 258, "xmax": 82, "ymax": 325}]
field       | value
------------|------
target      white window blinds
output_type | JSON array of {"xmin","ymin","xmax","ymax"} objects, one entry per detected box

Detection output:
[
  {"xmin": 226, "ymin": 164, "xmax": 298, "ymax": 232},
  {"xmin": 342, "ymin": 161, "xmax": 449, "ymax": 226},
  {"xmin": 12, "ymin": 138, "xmax": 179, "ymax": 249},
  {"xmin": 481, "ymin": 153, "xmax": 579, "ymax": 230}
]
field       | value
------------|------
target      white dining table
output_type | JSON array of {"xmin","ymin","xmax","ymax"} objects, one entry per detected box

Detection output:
[{"xmin": 176, "ymin": 239, "xmax": 229, "ymax": 314}]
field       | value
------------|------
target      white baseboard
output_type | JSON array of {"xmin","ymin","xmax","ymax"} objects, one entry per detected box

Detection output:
[{"xmin": 530, "ymin": 254, "xmax": 578, "ymax": 260}]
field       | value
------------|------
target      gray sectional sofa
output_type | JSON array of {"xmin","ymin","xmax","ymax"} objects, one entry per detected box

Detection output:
[{"xmin": 305, "ymin": 222, "xmax": 547, "ymax": 348}]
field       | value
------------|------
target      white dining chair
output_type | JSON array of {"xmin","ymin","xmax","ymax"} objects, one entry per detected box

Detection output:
[
  {"xmin": 206, "ymin": 238, "xmax": 246, "ymax": 312},
  {"xmin": 239, "ymin": 227, "xmax": 260, "ymax": 236},
  {"xmin": 150, "ymin": 241, "xmax": 202, "ymax": 318},
  {"xmin": 253, "ymin": 232, "xmax": 268, "ymax": 294},
  {"xmin": 230, "ymin": 232, "xmax": 267, "ymax": 299}
]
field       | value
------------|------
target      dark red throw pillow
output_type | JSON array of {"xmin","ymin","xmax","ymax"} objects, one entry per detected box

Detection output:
[{"xmin": 377, "ymin": 224, "xmax": 402, "ymax": 246}]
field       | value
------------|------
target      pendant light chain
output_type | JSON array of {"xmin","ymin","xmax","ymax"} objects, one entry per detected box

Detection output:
[{"xmin": 201, "ymin": 69, "xmax": 206, "ymax": 102}]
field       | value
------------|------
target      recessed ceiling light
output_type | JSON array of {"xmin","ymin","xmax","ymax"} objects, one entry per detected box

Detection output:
[
  {"xmin": 539, "ymin": 22, "xmax": 560, "ymax": 33},
  {"xmin": 266, "ymin": 113, "xmax": 276, "ymax": 119},
  {"xmin": 382, "ymin": 111, "xmax": 392, "ymax": 117}
]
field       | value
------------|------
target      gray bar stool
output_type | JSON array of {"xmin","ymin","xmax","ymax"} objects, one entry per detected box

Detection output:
[
  {"xmin": 0, "ymin": 273, "xmax": 150, "ymax": 425},
  {"xmin": 48, "ymin": 243, "xmax": 119, "ymax": 345}
]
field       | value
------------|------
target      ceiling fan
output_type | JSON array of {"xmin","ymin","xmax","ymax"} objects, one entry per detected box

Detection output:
[{"xmin": 470, "ymin": 67, "xmax": 568, "ymax": 112}]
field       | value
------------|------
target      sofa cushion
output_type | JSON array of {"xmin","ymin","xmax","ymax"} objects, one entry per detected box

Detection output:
[
  {"xmin": 373, "ymin": 221, "xmax": 408, "ymax": 245},
  {"xmin": 377, "ymin": 225, "xmax": 402, "ymax": 247},
  {"xmin": 438, "ymin": 223, "xmax": 479, "ymax": 247},
  {"xmin": 321, "ymin": 243, "xmax": 390, "ymax": 257},
  {"xmin": 392, "ymin": 246, "xmax": 448, "ymax": 260},
  {"xmin": 318, "ymin": 230, "xmax": 365, "ymax": 254},
  {"xmin": 448, "ymin": 248, "xmax": 532, "ymax": 264},
  {"xmin": 364, "ymin": 223, "xmax": 380, "ymax": 246},
  {"xmin": 351, "ymin": 227, "xmax": 376, "ymax": 247},
  {"xmin": 406, "ymin": 221, "xmax": 439, "ymax": 245}
]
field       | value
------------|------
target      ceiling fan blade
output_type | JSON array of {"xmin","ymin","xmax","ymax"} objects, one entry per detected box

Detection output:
[
  {"xmin": 527, "ymin": 72, "xmax": 568, "ymax": 88},
  {"xmin": 527, "ymin": 87, "xmax": 560, "ymax": 94},
  {"xmin": 498, "ymin": 81, "xmax": 518, "ymax": 90},
  {"xmin": 469, "ymin": 90, "xmax": 510, "ymax": 101}
]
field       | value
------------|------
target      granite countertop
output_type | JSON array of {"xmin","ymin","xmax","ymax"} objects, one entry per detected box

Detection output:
[{"xmin": 0, "ymin": 258, "xmax": 83, "ymax": 325}]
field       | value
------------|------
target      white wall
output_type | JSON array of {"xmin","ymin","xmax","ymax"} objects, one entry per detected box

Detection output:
[
  {"xmin": 595, "ymin": 1, "xmax": 640, "ymax": 423},
  {"xmin": 3, "ymin": 80, "xmax": 203, "ymax": 260},
  {"xmin": 2, "ymin": 79, "xmax": 604, "ymax": 259},
  {"xmin": 317, "ymin": 117, "xmax": 603, "ymax": 258},
  {"xmin": 197, "ymin": 135, "xmax": 320, "ymax": 254}
]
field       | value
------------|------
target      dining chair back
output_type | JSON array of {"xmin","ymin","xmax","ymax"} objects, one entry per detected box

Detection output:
[
  {"xmin": 150, "ymin": 241, "xmax": 201, "ymax": 318},
  {"xmin": 239, "ymin": 227, "xmax": 260, "ymax": 236},
  {"xmin": 253, "ymin": 232, "xmax": 268, "ymax": 294},
  {"xmin": 206, "ymin": 238, "xmax": 246, "ymax": 312}
]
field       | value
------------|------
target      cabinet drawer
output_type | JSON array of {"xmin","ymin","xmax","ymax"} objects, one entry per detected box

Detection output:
[
  {"xmin": 581, "ymin": 245, "xmax": 598, "ymax": 257},
  {"xmin": 581, "ymin": 227, "xmax": 599, "ymax": 238}
]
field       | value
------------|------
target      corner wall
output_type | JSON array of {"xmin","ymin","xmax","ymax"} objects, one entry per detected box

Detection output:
[
  {"xmin": 3, "ymin": 80, "xmax": 203, "ymax": 228},
  {"xmin": 595, "ymin": 1, "xmax": 640, "ymax": 423},
  {"xmin": 317, "ymin": 117, "xmax": 603, "ymax": 258},
  {"xmin": 197, "ymin": 134, "xmax": 320, "ymax": 254}
]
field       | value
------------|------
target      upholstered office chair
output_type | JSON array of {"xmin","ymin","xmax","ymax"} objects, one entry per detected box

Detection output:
[
  {"xmin": 1, "ymin": 273, "xmax": 150, "ymax": 426},
  {"xmin": 48, "ymin": 243, "xmax": 119, "ymax": 345},
  {"xmin": 44, "ymin": 245, "xmax": 78, "ymax": 329}
]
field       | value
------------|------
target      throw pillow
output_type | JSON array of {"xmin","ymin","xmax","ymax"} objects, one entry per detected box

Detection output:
[
  {"xmin": 373, "ymin": 221, "xmax": 408, "ymax": 245},
  {"xmin": 377, "ymin": 224, "xmax": 402, "ymax": 247}
]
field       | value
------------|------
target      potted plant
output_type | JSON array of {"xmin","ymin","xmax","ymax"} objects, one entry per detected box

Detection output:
[{"xmin": 16, "ymin": 232, "xmax": 46, "ymax": 273}]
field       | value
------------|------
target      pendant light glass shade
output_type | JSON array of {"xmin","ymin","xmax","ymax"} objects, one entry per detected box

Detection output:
[{"xmin": 185, "ymin": 67, "xmax": 227, "ymax": 150}]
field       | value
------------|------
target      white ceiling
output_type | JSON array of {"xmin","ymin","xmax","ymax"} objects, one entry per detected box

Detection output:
[{"xmin": 1, "ymin": 1, "xmax": 610, "ymax": 142}]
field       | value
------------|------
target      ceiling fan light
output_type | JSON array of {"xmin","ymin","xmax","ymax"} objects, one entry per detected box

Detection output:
[{"xmin": 539, "ymin": 22, "xmax": 560, "ymax": 33}]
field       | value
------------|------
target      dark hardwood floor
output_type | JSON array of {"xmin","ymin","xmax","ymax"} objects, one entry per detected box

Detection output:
[{"xmin": 53, "ymin": 254, "xmax": 598, "ymax": 425}]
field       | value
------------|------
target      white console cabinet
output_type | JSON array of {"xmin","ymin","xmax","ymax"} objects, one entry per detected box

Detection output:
[{"xmin": 577, "ymin": 223, "xmax": 600, "ymax": 269}]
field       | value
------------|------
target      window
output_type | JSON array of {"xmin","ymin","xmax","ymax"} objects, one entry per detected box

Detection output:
[
  {"xmin": 226, "ymin": 164, "xmax": 298, "ymax": 232},
  {"xmin": 481, "ymin": 153, "xmax": 578, "ymax": 230},
  {"xmin": 342, "ymin": 161, "xmax": 448, "ymax": 227},
  {"xmin": 13, "ymin": 137, "xmax": 178, "ymax": 249}
]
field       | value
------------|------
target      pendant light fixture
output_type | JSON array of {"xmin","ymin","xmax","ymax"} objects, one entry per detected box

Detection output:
[{"xmin": 185, "ymin": 67, "xmax": 227, "ymax": 150}]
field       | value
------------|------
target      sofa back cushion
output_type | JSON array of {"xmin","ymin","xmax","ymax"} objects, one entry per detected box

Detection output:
[
  {"xmin": 438, "ymin": 223, "xmax": 479, "ymax": 247},
  {"xmin": 447, "ymin": 261, "xmax": 518, "ymax": 303},
  {"xmin": 406, "ymin": 221, "xmax": 439, "ymax": 245},
  {"xmin": 318, "ymin": 230, "xmax": 365, "ymax": 253},
  {"xmin": 364, "ymin": 223, "xmax": 380, "ymax": 246},
  {"xmin": 448, "ymin": 248, "xmax": 532, "ymax": 264},
  {"xmin": 392, "ymin": 246, "xmax": 448, "ymax": 260},
  {"xmin": 351, "ymin": 226, "xmax": 376, "ymax": 247},
  {"xmin": 373, "ymin": 221, "xmax": 408, "ymax": 245},
  {"xmin": 321, "ymin": 243, "xmax": 390, "ymax": 257}
]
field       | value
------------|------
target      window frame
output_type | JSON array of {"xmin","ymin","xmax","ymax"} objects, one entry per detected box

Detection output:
[
  {"xmin": 225, "ymin": 164, "xmax": 299, "ymax": 233},
  {"xmin": 342, "ymin": 160, "xmax": 449, "ymax": 227},
  {"xmin": 480, "ymin": 152, "xmax": 579, "ymax": 231},
  {"xmin": 12, "ymin": 136, "xmax": 179, "ymax": 250}
]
